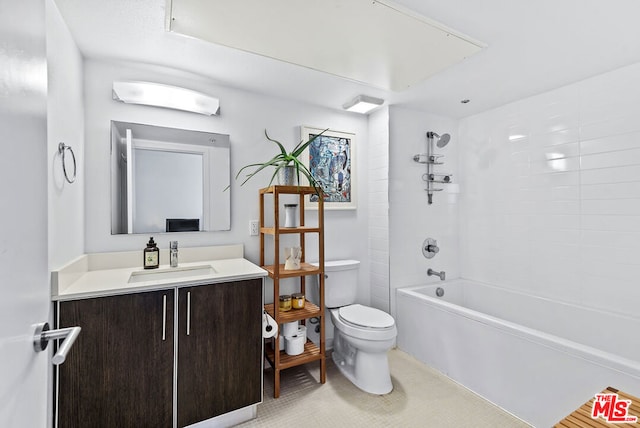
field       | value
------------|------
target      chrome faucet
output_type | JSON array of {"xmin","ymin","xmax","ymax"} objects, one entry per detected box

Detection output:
[
  {"xmin": 170, "ymin": 241, "xmax": 178, "ymax": 268},
  {"xmin": 427, "ymin": 268, "xmax": 445, "ymax": 281}
]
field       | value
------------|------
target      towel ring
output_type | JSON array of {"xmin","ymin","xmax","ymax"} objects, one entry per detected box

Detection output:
[{"xmin": 58, "ymin": 142, "xmax": 76, "ymax": 184}]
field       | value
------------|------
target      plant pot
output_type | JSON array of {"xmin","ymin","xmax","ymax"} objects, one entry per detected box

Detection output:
[{"xmin": 277, "ymin": 166, "xmax": 298, "ymax": 186}]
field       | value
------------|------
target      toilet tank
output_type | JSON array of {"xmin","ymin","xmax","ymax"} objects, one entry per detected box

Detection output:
[{"xmin": 311, "ymin": 260, "xmax": 360, "ymax": 308}]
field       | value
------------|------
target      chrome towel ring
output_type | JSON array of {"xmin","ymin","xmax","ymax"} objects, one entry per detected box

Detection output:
[{"xmin": 58, "ymin": 142, "xmax": 76, "ymax": 184}]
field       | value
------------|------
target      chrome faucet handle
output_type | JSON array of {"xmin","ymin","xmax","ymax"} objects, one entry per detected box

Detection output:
[
  {"xmin": 169, "ymin": 241, "xmax": 179, "ymax": 267},
  {"xmin": 422, "ymin": 238, "xmax": 439, "ymax": 259}
]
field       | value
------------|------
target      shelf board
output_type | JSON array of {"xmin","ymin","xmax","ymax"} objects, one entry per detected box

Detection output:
[
  {"xmin": 265, "ymin": 339, "xmax": 323, "ymax": 370},
  {"xmin": 264, "ymin": 302, "xmax": 322, "ymax": 323},
  {"xmin": 260, "ymin": 185, "xmax": 320, "ymax": 196},
  {"xmin": 261, "ymin": 226, "xmax": 321, "ymax": 235},
  {"xmin": 262, "ymin": 262, "xmax": 321, "ymax": 279}
]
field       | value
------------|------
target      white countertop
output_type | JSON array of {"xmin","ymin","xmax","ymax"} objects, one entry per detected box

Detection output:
[{"xmin": 52, "ymin": 245, "xmax": 267, "ymax": 301}]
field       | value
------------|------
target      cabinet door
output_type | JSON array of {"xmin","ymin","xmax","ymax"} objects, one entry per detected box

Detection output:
[
  {"xmin": 57, "ymin": 290, "xmax": 174, "ymax": 428},
  {"xmin": 177, "ymin": 279, "xmax": 262, "ymax": 427}
]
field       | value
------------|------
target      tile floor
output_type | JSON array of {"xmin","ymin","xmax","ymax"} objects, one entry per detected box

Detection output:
[{"xmin": 236, "ymin": 349, "xmax": 532, "ymax": 427}]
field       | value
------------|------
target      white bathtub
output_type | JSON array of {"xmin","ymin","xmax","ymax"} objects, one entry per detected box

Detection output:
[{"xmin": 396, "ymin": 279, "xmax": 640, "ymax": 427}]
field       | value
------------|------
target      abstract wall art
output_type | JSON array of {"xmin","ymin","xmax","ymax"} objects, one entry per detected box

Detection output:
[{"xmin": 300, "ymin": 126, "xmax": 356, "ymax": 210}]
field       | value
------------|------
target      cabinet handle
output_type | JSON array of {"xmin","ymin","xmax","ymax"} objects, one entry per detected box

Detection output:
[
  {"xmin": 186, "ymin": 291, "xmax": 191, "ymax": 336},
  {"xmin": 162, "ymin": 294, "xmax": 167, "ymax": 341}
]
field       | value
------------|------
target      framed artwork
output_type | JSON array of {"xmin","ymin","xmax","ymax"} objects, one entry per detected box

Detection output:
[{"xmin": 300, "ymin": 126, "xmax": 356, "ymax": 210}]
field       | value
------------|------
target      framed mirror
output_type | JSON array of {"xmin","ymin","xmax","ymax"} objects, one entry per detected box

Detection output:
[{"xmin": 110, "ymin": 121, "xmax": 230, "ymax": 234}]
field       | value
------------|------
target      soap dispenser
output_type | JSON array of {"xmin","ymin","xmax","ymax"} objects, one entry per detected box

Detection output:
[{"xmin": 143, "ymin": 237, "xmax": 160, "ymax": 269}]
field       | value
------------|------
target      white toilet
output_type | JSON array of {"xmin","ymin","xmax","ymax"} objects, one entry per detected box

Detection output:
[{"xmin": 312, "ymin": 260, "xmax": 397, "ymax": 395}]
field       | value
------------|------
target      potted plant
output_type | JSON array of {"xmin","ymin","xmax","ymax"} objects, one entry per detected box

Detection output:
[{"xmin": 233, "ymin": 128, "xmax": 328, "ymax": 188}]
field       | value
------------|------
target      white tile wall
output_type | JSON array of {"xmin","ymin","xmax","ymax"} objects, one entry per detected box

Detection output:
[
  {"xmin": 459, "ymin": 61, "xmax": 640, "ymax": 318},
  {"xmin": 368, "ymin": 107, "xmax": 390, "ymax": 312},
  {"xmin": 389, "ymin": 106, "xmax": 459, "ymax": 317}
]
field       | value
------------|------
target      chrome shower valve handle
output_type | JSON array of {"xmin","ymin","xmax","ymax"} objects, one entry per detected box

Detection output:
[{"xmin": 422, "ymin": 238, "xmax": 439, "ymax": 259}]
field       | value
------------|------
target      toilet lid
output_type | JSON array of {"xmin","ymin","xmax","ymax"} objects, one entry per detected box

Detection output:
[{"xmin": 338, "ymin": 304, "xmax": 395, "ymax": 329}]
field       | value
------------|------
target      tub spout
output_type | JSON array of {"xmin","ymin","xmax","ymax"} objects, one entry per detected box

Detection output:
[{"xmin": 427, "ymin": 268, "xmax": 445, "ymax": 281}]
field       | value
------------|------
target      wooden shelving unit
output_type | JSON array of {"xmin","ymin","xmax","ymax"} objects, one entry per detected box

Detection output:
[{"xmin": 259, "ymin": 185, "xmax": 325, "ymax": 398}]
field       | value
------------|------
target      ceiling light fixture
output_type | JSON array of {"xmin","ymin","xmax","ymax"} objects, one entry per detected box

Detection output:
[
  {"xmin": 342, "ymin": 95, "xmax": 384, "ymax": 114},
  {"xmin": 112, "ymin": 81, "xmax": 220, "ymax": 116}
]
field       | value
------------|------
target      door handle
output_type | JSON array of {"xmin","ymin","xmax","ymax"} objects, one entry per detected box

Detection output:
[{"xmin": 33, "ymin": 322, "xmax": 81, "ymax": 365}]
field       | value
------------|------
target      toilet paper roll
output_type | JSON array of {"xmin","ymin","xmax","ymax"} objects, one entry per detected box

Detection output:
[
  {"xmin": 271, "ymin": 335, "xmax": 284, "ymax": 351},
  {"xmin": 285, "ymin": 334, "xmax": 305, "ymax": 356},
  {"xmin": 297, "ymin": 325, "xmax": 307, "ymax": 343},
  {"xmin": 281, "ymin": 321, "xmax": 298, "ymax": 337},
  {"xmin": 262, "ymin": 312, "xmax": 278, "ymax": 339}
]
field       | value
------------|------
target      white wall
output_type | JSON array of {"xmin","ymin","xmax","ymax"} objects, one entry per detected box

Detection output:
[
  {"xmin": 459, "ymin": 61, "xmax": 640, "ymax": 318},
  {"xmin": 83, "ymin": 59, "xmax": 370, "ymax": 304},
  {"xmin": 388, "ymin": 106, "xmax": 460, "ymax": 317},
  {"xmin": 47, "ymin": 0, "xmax": 85, "ymax": 270},
  {"xmin": 368, "ymin": 107, "xmax": 390, "ymax": 312}
]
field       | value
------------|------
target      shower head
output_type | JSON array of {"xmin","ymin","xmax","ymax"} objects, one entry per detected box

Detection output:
[
  {"xmin": 437, "ymin": 133, "xmax": 450, "ymax": 148},
  {"xmin": 426, "ymin": 131, "xmax": 451, "ymax": 148}
]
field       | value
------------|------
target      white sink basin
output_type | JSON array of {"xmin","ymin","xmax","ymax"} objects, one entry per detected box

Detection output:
[{"xmin": 128, "ymin": 265, "xmax": 216, "ymax": 284}]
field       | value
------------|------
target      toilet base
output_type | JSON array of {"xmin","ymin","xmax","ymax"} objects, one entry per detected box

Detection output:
[{"xmin": 332, "ymin": 332, "xmax": 393, "ymax": 395}]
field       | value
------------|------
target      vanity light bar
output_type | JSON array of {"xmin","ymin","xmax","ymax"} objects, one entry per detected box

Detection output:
[{"xmin": 112, "ymin": 81, "xmax": 220, "ymax": 116}]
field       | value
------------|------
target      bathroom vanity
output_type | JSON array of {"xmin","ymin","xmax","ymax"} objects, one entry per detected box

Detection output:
[{"xmin": 51, "ymin": 245, "xmax": 266, "ymax": 428}]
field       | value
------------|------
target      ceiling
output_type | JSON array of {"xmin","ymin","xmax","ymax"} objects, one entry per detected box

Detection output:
[
  {"xmin": 168, "ymin": 0, "xmax": 485, "ymax": 92},
  {"xmin": 54, "ymin": 0, "xmax": 640, "ymax": 118}
]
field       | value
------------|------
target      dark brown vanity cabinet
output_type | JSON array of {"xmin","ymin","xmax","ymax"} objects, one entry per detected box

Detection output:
[
  {"xmin": 56, "ymin": 278, "xmax": 263, "ymax": 428},
  {"xmin": 177, "ymin": 279, "xmax": 263, "ymax": 427},
  {"xmin": 57, "ymin": 290, "xmax": 175, "ymax": 427}
]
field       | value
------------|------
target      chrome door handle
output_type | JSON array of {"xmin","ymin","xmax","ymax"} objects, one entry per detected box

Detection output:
[{"xmin": 34, "ymin": 322, "xmax": 81, "ymax": 365}]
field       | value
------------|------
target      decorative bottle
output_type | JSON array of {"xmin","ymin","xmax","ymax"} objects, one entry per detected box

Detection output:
[{"xmin": 143, "ymin": 237, "xmax": 160, "ymax": 269}]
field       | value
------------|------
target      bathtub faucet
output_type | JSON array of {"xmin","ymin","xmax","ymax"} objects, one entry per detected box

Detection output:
[{"xmin": 427, "ymin": 268, "xmax": 446, "ymax": 281}]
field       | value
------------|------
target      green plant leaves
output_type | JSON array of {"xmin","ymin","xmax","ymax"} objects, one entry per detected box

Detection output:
[
  {"xmin": 264, "ymin": 129, "xmax": 288, "ymax": 157},
  {"xmin": 230, "ymin": 128, "xmax": 330, "ymax": 190}
]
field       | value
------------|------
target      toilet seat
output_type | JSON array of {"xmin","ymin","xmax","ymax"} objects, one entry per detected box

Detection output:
[
  {"xmin": 338, "ymin": 304, "xmax": 395, "ymax": 329},
  {"xmin": 330, "ymin": 306, "xmax": 397, "ymax": 342}
]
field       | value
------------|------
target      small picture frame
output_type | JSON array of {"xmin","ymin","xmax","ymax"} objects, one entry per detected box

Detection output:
[{"xmin": 300, "ymin": 126, "xmax": 356, "ymax": 210}]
